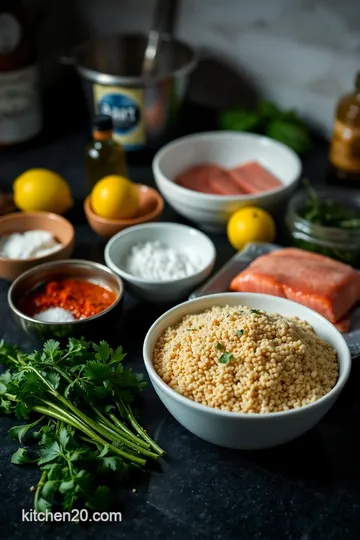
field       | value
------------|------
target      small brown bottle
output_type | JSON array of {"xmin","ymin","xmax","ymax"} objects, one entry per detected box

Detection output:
[
  {"xmin": 328, "ymin": 72, "xmax": 360, "ymax": 186},
  {"xmin": 85, "ymin": 115, "xmax": 128, "ymax": 191}
]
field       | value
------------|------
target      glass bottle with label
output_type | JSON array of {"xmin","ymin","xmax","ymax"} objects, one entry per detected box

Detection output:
[
  {"xmin": 85, "ymin": 115, "xmax": 128, "ymax": 191},
  {"xmin": 0, "ymin": 0, "xmax": 42, "ymax": 145},
  {"xmin": 328, "ymin": 72, "xmax": 360, "ymax": 186}
]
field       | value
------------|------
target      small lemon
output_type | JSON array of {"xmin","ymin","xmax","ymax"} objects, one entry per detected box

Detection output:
[
  {"xmin": 227, "ymin": 206, "xmax": 276, "ymax": 251},
  {"xmin": 90, "ymin": 175, "xmax": 139, "ymax": 220},
  {"xmin": 14, "ymin": 169, "xmax": 73, "ymax": 214}
]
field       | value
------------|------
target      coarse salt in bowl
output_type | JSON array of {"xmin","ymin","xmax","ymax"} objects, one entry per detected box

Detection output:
[{"xmin": 104, "ymin": 222, "xmax": 216, "ymax": 303}]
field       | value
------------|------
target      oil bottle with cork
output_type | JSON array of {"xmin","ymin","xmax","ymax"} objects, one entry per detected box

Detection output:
[
  {"xmin": 328, "ymin": 72, "xmax": 360, "ymax": 187},
  {"xmin": 85, "ymin": 114, "xmax": 128, "ymax": 191}
]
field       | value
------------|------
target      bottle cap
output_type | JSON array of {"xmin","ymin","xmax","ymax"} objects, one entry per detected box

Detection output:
[{"xmin": 93, "ymin": 115, "xmax": 113, "ymax": 132}]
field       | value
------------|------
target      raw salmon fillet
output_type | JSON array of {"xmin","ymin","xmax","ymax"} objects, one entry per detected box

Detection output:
[
  {"xmin": 334, "ymin": 313, "xmax": 351, "ymax": 333},
  {"xmin": 175, "ymin": 164, "xmax": 243, "ymax": 195},
  {"xmin": 175, "ymin": 164, "xmax": 218, "ymax": 194},
  {"xmin": 229, "ymin": 248, "xmax": 360, "ymax": 324},
  {"xmin": 229, "ymin": 161, "xmax": 283, "ymax": 194}
]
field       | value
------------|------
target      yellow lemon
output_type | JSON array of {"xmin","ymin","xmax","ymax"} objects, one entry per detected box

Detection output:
[
  {"xmin": 227, "ymin": 206, "xmax": 276, "ymax": 251},
  {"xmin": 90, "ymin": 175, "xmax": 139, "ymax": 220},
  {"xmin": 13, "ymin": 169, "xmax": 73, "ymax": 214}
]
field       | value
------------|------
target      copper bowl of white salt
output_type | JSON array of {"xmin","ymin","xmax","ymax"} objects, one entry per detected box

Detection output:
[
  {"xmin": 0, "ymin": 211, "xmax": 75, "ymax": 281},
  {"xmin": 104, "ymin": 222, "xmax": 216, "ymax": 304}
]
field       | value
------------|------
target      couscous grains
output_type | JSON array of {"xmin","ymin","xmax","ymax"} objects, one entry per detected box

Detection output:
[{"xmin": 153, "ymin": 305, "xmax": 339, "ymax": 413}]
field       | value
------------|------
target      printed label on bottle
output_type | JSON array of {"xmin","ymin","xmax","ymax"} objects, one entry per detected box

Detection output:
[
  {"xmin": 93, "ymin": 84, "xmax": 145, "ymax": 150},
  {"xmin": 329, "ymin": 119, "xmax": 360, "ymax": 174},
  {"xmin": 0, "ymin": 65, "xmax": 42, "ymax": 144},
  {"xmin": 0, "ymin": 13, "xmax": 21, "ymax": 53}
]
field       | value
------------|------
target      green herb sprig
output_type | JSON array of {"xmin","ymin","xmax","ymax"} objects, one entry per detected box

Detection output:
[
  {"xmin": 301, "ymin": 179, "xmax": 360, "ymax": 229},
  {"xmin": 294, "ymin": 179, "xmax": 360, "ymax": 264},
  {"xmin": 0, "ymin": 338, "xmax": 164, "ymax": 513},
  {"xmin": 218, "ymin": 100, "xmax": 311, "ymax": 155}
]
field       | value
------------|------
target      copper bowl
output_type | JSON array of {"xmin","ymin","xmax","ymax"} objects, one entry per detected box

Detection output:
[
  {"xmin": 84, "ymin": 183, "xmax": 164, "ymax": 238},
  {"xmin": 8, "ymin": 259, "xmax": 124, "ymax": 342},
  {"xmin": 0, "ymin": 212, "xmax": 75, "ymax": 281}
]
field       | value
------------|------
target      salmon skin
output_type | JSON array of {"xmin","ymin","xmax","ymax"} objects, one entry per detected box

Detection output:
[
  {"xmin": 230, "ymin": 247, "xmax": 360, "ymax": 325},
  {"xmin": 229, "ymin": 161, "xmax": 282, "ymax": 194}
]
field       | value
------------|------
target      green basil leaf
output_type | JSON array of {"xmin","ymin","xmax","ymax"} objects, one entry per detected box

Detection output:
[{"xmin": 266, "ymin": 119, "xmax": 311, "ymax": 155}]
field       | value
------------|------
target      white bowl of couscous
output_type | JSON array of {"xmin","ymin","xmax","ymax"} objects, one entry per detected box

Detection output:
[{"xmin": 143, "ymin": 292, "xmax": 351, "ymax": 449}]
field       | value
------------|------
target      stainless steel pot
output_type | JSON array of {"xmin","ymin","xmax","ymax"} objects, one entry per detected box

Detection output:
[{"xmin": 66, "ymin": 33, "xmax": 197, "ymax": 152}]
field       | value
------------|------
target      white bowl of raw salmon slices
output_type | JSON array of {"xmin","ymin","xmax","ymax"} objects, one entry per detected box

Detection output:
[{"xmin": 152, "ymin": 131, "xmax": 302, "ymax": 231}]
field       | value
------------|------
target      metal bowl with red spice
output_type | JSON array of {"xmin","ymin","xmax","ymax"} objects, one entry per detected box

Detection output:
[{"xmin": 8, "ymin": 259, "xmax": 124, "ymax": 342}]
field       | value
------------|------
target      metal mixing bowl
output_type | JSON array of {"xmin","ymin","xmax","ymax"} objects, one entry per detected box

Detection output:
[
  {"xmin": 70, "ymin": 33, "xmax": 197, "ymax": 152},
  {"xmin": 8, "ymin": 259, "xmax": 124, "ymax": 342}
]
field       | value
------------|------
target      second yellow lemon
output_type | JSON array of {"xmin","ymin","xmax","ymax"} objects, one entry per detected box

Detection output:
[
  {"xmin": 227, "ymin": 206, "xmax": 276, "ymax": 251},
  {"xmin": 90, "ymin": 175, "xmax": 139, "ymax": 220}
]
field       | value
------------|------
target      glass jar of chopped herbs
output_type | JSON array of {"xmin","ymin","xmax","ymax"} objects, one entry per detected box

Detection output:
[{"xmin": 286, "ymin": 183, "xmax": 360, "ymax": 266}]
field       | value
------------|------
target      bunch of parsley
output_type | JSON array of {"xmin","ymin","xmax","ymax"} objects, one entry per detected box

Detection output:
[{"xmin": 0, "ymin": 338, "xmax": 164, "ymax": 512}]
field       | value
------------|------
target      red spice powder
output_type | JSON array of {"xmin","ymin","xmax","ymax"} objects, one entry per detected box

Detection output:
[{"xmin": 20, "ymin": 279, "xmax": 117, "ymax": 320}]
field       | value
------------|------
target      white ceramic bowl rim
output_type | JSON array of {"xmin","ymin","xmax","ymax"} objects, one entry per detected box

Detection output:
[
  {"xmin": 152, "ymin": 131, "xmax": 302, "ymax": 202},
  {"xmin": 143, "ymin": 292, "xmax": 351, "ymax": 419},
  {"xmin": 104, "ymin": 222, "xmax": 217, "ymax": 285}
]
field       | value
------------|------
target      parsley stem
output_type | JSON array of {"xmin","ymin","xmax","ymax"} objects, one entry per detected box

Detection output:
[
  {"xmin": 32, "ymin": 405, "xmax": 146, "ymax": 466},
  {"xmin": 92, "ymin": 407, "xmax": 150, "ymax": 448},
  {"xmin": 50, "ymin": 365, "xmax": 153, "ymax": 454},
  {"xmin": 119, "ymin": 401, "xmax": 165, "ymax": 456},
  {"xmin": 97, "ymin": 421, "xmax": 159, "ymax": 459},
  {"xmin": 4, "ymin": 393, "xmax": 17, "ymax": 401},
  {"xmin": 108, "ymin": 412, "xmax": 149, "ymax": 447},
  {"xmin": 52, "ymin": 394, "xmax": 138, "ymax": 449},
  {"xmin": 34, "ymin": 470, "xmax": 48, "ymax": 512}
]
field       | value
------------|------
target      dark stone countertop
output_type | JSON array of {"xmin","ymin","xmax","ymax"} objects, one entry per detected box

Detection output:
[{"xmin": 0, "ymin": 125, "xmax": 360, "ymax": 540}]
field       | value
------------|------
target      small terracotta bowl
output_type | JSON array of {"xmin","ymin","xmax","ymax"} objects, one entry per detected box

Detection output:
[
  {"xmin": 84, "ymin": 183, "xmax": 164, "ymax": 238},
  {"xmin": 0, "ymin": 212, "xmax": 75, "ymax": 281}
]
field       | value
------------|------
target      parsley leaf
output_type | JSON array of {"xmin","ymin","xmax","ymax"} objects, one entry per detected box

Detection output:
[
  {"xmin": 9, "ymin": 416, "xmax": 43, "ymax": 443},
  {"xmin": 43, "ymin": 340, "xmax": 60, "ymax": 361},
  {"xmin": 236, "ymin": 329, "xmax": 244, "ymax": 337},
  {"xmin": 46, "ymin": 372, "xmax": 60, "ymax": 390},
  {"xmin": 93, "ymin": 341, "xmax": 112, "ymax": 363},
  {"xmin": 84, "ymin": 361, "xmax": 111, "ymax": 382},
  {"xmin": 218, "ymin": 352, "xmax": 233, "ymax": 365},
  {"xmin": 42, "ymin": 480, "xmax": 58, "ymax": 499},
  {"xmin": 216, "ymin": 342, "xmax": 225, "ymax": 351},
  {"xmin": 38, "ymin": 441, "xmax": 63, "ymax": 465},
  {"xmin": 11, "ymin": 448, "xmax": 36, "ymax": 465}
]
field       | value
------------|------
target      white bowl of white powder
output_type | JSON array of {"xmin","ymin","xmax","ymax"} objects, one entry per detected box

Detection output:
[{"xmin": 104, "ymin": 222, "xmax": 216, "ymax": 303}]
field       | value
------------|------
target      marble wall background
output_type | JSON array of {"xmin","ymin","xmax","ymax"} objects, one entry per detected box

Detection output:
[{"xmin": 28, "ymin": 0, "xmax": 360, "ymax": 138}]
